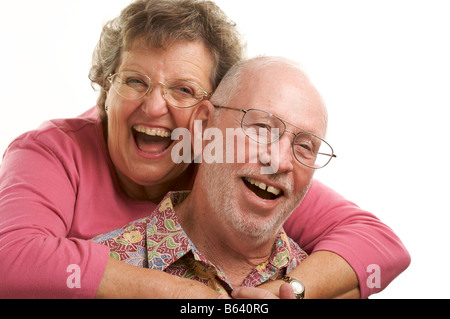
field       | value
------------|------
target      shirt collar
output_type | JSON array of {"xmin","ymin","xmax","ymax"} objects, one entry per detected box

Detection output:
[{"xmin": 145, "ymin": 191, "xmax": 192, "ymax": 270}]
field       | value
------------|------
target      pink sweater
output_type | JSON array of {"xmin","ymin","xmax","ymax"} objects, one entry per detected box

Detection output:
[{"xmin": 0, "ymin": 107, "xmax": 410, "ymax": 299}]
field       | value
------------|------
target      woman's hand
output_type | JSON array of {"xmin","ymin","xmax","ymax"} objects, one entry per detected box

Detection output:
[
  {"xmin": 229, "ymin": 283, "xmax": 296, "ymax": 299},
  {"xmin": 252, "ymin": 251, "xmax": 361, "ymax": 299}
]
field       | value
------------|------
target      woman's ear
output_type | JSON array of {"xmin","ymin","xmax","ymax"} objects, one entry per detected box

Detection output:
[{"xmin": 189, "ymin": 101, "xmax": 215, "ymax": 162}]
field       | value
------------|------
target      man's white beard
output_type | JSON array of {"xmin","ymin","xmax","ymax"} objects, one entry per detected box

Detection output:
[{"xmin": 200, "ymin": 162, "xmax": 309, "ymax": 244}]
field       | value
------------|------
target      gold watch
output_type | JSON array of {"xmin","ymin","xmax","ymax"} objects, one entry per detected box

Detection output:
[{"xmin": 281, "ymin": 276, "xmax": 305, "ymax": 299}]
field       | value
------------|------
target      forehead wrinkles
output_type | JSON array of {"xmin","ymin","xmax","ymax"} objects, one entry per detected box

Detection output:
[{"xmin": 119, "ymin": 40, "xmax": 214, "ymax": 86}]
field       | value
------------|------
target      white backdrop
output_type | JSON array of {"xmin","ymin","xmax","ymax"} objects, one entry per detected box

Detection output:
[{"xmin": 1, "ymin": 0, "xmax": 449, "ymax": 298}]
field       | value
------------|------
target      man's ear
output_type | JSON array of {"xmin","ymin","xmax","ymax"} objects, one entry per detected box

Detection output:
[{"xmin": 189, "ymin": 101, "xmax": 215, "ymax": 161}]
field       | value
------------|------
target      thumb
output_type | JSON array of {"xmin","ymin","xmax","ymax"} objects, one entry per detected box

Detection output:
[{"xmin": 279, "ymin": 283, "xmax": 296, "ymax": 299}]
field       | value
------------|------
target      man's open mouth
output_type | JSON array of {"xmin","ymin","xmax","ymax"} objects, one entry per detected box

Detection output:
[
  {"xmin": 133, "ymin": 125, "xmax": 173, "ymax": 154},
  {"xmin": 242, "ymin": 177, "xmax": 283, "ymax": 200}
]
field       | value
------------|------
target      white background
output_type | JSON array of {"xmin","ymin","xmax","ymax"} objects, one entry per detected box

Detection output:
[{"xmin": 1, "ymin": 0, "xmax": 449, "ymax": 298}]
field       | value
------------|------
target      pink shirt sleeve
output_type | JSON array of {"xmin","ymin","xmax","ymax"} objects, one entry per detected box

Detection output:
[
  {"xmin": 0, "ymin": 130, "xmax": 109, "ymax": 298},
  {"xmin": 0, "ymin": 115, "xmax": 155, "ymax": 298},
  {"xmin": 283, "ymin": 179, "xmax": 410, "ymax": 298}
]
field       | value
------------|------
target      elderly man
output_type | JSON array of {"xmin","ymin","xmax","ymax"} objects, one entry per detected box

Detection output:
[{"xmin": 93, "ymin": 56, "xmax": 334, "ymax": 298}]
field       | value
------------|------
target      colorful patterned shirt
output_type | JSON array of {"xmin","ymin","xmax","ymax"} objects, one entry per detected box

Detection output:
[{"xmin": 92, "ymin": 191, "xmax": 307, "ymax": 296}]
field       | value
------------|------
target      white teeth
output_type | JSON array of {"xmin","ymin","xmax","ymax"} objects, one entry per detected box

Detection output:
[
  {"xmin": 245, "ymin": 177, "xmax": 281, "ymax": 196},
  {"xmin": 267, "ymin": 186, "xmax": 281, "ymax": 196},
  {"xmin": 133, "ymin": 125, "xmax": 171, "ymax": 138}
]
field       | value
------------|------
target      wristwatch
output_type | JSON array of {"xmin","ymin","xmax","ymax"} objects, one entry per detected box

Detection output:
[{"xmin": 281, "ymin": 276, "xmax": 305, "ymax": 299}]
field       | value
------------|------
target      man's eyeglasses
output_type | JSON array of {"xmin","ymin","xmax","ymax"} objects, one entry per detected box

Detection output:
[
  {"xmin": 214, "ymin": 105, "xmax": 336, "ymax": 169},
  {"xmin": 108, "ymin": 71, "xmax": 211, "ymax": 108}
]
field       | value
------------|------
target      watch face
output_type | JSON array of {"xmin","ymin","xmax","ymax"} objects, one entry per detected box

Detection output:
[{"xmin": 291, "ymin": 280, "xmax": 304, "ymax": 293}]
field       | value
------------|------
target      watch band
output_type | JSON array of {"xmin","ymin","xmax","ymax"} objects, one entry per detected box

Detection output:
[{"xmin": 281, "ymin": 275, "xmax": 305, "ymax": 299}]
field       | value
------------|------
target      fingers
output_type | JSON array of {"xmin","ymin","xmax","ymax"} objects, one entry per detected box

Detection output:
[
  {"xmin": 229, "ymin": 283, "xmax": 296, "ymax": 299},
  {"xmin": 231, "ymin": 287, "xmax": 278, "ymax": 299},
  {"xmin": 279, "ymin": 283, "xmax": 296, "ymax": 299}
]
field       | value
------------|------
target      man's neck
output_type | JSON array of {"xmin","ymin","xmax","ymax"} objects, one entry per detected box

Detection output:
[{"xmin": 175, "ymin": 192, "xmax": 275, "ymax": 287}]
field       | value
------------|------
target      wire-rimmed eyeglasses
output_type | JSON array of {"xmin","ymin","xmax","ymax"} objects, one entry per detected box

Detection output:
[
  {"xmin": 108, "ymin": 70, "xmax": 211, "ymax": 108},
  {"xmin": 214, "ymin": 105, "xmax": 336, "ymax": 169}
]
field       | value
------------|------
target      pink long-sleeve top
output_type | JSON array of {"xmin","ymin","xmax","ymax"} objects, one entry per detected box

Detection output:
[{"xmin": 0, "ymin": 107, "xmax": 410, "ymax": 299}]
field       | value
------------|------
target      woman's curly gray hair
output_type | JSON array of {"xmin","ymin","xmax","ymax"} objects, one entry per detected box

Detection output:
[{"xmin": 89, "ymin": 0, "xmax": 246, "ymax": 120}]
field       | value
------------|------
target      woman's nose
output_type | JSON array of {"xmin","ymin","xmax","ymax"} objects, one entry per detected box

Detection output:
[{"xmin": 141, "ymin": 83, "xmax": 169, "ymax": 118}]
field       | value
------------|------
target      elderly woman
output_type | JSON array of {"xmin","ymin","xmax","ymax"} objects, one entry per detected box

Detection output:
[{"xmin": 0, "ymin": 0, "xmax": 409, "ymax": 299}]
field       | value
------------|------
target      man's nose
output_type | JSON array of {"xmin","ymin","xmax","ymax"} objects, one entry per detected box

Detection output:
[
  {"xmin": 141, "ymin": 83, "xmax": 169, "ymax": 118},
  {"xmin": 259, "ymin": 134, "xmax": 294, "ymax": 175}
]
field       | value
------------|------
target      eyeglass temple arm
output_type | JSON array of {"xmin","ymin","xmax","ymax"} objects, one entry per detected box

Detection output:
[
  {"xmin": 318, "ymin": 152, "xmax": 337, "ymax": 158},
  {"xmin": 213, "ymin": 105, "xmax": 245, "ymax": 112}
]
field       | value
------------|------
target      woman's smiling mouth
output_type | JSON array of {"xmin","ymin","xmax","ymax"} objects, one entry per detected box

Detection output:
[{"xmin": 133, "ymin": 125, "xmax": 173, "ymax": 154}]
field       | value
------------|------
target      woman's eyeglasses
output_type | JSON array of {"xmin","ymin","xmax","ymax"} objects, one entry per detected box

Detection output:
[{"xmin": 108, "ymin": 70, "xmax": 210, "ymax": 108}]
